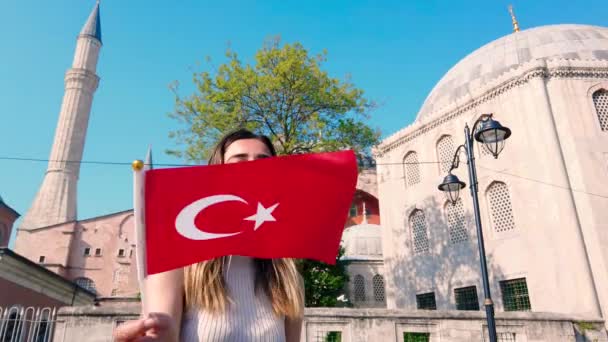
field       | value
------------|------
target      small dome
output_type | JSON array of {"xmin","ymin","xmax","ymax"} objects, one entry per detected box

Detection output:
[
  {"xmin": 341, "ymin": 223, "xmax": 382, "ymax": 261},
  {"xmin": 416, "ymin": 24, "xmax": 608, "ymax": 122}
]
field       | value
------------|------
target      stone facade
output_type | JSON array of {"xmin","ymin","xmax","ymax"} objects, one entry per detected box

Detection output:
[
  {"xmin": 14, "ymin": 210, "xmax": 139, "ymax": 297},
  {"xmin": 51, "ymin": 301, "xmax": 607, "ymax": 342},
  {"xmin": 375, "ymin": 24, "xmax": 608, "ymax": 329}
]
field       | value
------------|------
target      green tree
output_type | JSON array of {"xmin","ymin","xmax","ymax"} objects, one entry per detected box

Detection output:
[
  {"xmin": 168, "ymin": 37, "xmax": 380, "ymax": 161},
  {"xmin": 299, "ymin": 247, "xmax": 350, "ymax": 307},
  {"xmin": 169, "ymin": 38, "xmax": 377, "ymax": 306}
]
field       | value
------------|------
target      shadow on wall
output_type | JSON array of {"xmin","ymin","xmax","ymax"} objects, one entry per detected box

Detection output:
[{"xmin": 390, "ymin": 197, "xmax": 505, "ymax": 309}]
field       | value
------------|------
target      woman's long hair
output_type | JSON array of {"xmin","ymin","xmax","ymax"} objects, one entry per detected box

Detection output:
[{"xmin": 183, "ymin": 129, "xmax": 304, "ymax": 319}]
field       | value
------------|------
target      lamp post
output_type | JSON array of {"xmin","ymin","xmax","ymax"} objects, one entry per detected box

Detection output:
[{"xmin": 438, "ymin": 113, "xmax": 511, "ymax": 342}]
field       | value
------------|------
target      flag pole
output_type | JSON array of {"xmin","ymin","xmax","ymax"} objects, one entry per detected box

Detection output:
[{"xmin": 132, "ymin": 158, "xmax": 148, "ymax": 316}]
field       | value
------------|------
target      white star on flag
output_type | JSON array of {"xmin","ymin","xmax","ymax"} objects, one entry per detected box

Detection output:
[{"xmin": 244, "ymin": 202, "xmax": 280, "ymax": 230}]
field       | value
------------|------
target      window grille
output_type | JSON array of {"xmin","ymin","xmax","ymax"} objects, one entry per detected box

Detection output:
[
  {"xmin": 74, "ymin": 277, "xmax": 96, "ymax": 293},
  {"xmin": 118, "ymin": 249, "xmax": 125, "ymax": 257},
  {"xmin": 84, "ymin": 247, "xmax": 90, "ymax": 256},
  {"xmin": 95, "ymin": 248, "xmax": 102, "ymax": 256},
  {"xmin": 498, "ymin": 333, "xmax": 516, "ymax": 342},
  {"xmin": 446, "ymin": 199, "xmax": 468, "ymax": 243},
  {"xmin": 437, "ymin": 135, "xmax": 455, "ymax": 173},
  {"xmin": 39, "ymin": 256, "xmax": 46, "ymax": 263},
  {"xmin": 403, "ymin": 152, "xmax": 421, "ymax": 187},
  {"xmin": 416, "ymin": 292, "xmax": 437, "ymax": 310},
  {"xmin": 403, "ymin": 332, "xmax": 430, "ymax": 342},
  {"xmin": 0, "ymin": 306, "xmax": 56, "ymax": 342},
  {"xmin": 484, "ymin": 332, "xmax": 517, "ymax": 342},
  {"xmin": 373, "ymin": 275, "xmax": 385, "ymax": 302},
  {"xmin": 593, "ymin": 89, "xmax": 608, "ymax": 131},
  {"xmin": 410, "ymin": 210, "xmax": 429, "ymax": 254},
  {"xmin": 500, "ymin": 278, "xmax": 531, "ymax": 311},
  {"xmin": 455, "ymin": 286, "xmax": 479, "ymax": 310},
  {"xmin": 353, "ymin": 275, "xmax": 366, "ymax": 302},
  {"xmin": 315, "ymin": 331, "xmax": 342, "ymax": 342},
  {"xmin": 487, "ymin": 182, "xmax": 516, "ymax": 232}
]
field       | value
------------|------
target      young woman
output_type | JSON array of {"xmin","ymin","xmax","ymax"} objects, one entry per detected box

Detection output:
[{"xmin": 114, "ymin": 129, "xmax": 305, "ymax": 342}]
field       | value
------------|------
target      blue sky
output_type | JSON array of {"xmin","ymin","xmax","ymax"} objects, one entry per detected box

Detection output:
[{"xmin": 1, "ymin": 0, "xmax": 606, "ymax": 245}]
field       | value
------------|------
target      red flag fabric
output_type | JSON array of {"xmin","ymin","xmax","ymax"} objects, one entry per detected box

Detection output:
[{"xmin": 144, "ymin": 150, "xmax": 358, "ymax": 275}]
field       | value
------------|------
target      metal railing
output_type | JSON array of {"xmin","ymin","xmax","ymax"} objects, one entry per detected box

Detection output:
[{"xmin": 0, "ymin": 306, "xmax": 56, "ymax": 342}]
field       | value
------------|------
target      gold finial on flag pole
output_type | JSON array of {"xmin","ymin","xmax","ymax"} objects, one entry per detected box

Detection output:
[
  {"xmin": 508, "ymin": 5, "xmax": 520, "ymax": 33},
  {"xmin": 132, "ymin": 159, "xmax": 144, "ymax": 171}
]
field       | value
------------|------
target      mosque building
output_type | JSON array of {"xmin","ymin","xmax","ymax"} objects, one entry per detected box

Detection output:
[{"xmin": 375, "ymin": 17, "xmax": 608, "ymax": 329}]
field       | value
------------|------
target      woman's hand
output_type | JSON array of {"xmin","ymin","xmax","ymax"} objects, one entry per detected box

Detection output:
[
  {"xmin": 115, "ymin": 268, "xmax": 184, "ymax": 341},
  {"xmin": 113, "ymin": 312, "xmax": 177, "ymax": 342}
]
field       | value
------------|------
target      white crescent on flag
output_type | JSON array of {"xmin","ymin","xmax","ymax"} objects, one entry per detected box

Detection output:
[{"xmin": 175, "ymin": 194, "xmax": 280, "ymax": 241}]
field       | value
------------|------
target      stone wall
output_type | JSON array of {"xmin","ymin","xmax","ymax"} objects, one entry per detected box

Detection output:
[{"xmin": 52, "ymin": 300, "xmax": 607, "ymax": 342}]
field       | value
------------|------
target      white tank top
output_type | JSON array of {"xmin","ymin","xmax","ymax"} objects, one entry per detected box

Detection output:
[{"xmin": 180, "ymin": 256, "xmax": 286, "ymax": 342}]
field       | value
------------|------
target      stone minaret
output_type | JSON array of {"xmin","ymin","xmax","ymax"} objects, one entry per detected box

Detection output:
[{"xmin": 20, "ymin": 2, "xmax": 102, "ymax": 230}]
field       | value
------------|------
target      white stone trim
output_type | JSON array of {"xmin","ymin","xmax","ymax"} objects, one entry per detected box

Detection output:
[{"xmin": 378, "ymin": 63, "xmax": 608, "ymax": 157}]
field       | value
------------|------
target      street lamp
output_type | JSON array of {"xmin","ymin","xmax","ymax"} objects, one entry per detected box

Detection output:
[{"xmin": 437, "ymin": 113, "xmax": 511, "ymax": 342}]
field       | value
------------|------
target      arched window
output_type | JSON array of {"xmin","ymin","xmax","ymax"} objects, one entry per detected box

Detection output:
[
  {"xmin": 403, "ymin": 151, "xmax": 421, "ymax": 187},
  {"xmin": 593, "ymin": 89, "xmax": 608, "ymax": 131},
  {"xmin": 446, "ymin": 199, "xmax": 468, "ymax": 244},
  {"xmin": 35, "ymin": 309, "xmax": 53, "ymax": 342},
  {"xmin": 4, "ymin": 306, "xmax": 23, "ymax": 341},
  {"xmin": 487, "ymin": 182, "xmax": 515, "ymax": 232},
  {"xmin": 372, "ymin": 275, "xmax": 385, "ymax": 302},
  {"xmin": 353, "ymin": 275, "xmax": 366, "ymax": 302},
  {"xmin": 436, "ymin": 135, "xmax": 455, "ymax": 173},
  {"xmin": 74, "ymin": 277, "xmax": 97, "ymax": 293},
  {"xmin": 410, "ymin": 210, "xmax": 429, "ymax": 254}
]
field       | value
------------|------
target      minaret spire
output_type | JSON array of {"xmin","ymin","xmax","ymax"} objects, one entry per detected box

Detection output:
[
  {"xmin": 18, "ymin": 3, "xmax": 102, "ymax": 230},
  {"xmin": 145, "ymin": 146, "xmax": 153, "ymax": 170},
  {"xmin": 508, "ymin": 5, "xmax": 520, "ymax": 33},
  {"xmin": 80, "ymin": 1, "xmax": 102, "ymax": 44}
]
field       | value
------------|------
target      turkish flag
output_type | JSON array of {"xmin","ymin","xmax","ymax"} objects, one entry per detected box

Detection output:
[{"xmin": 144, "ymin": 150, "xmax": 358, "ymax": 275}]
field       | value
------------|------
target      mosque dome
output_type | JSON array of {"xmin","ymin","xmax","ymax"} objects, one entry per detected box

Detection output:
[
  {"xmin": 341, "ymin": 222, "xmax": 382, "ymax": 261},
  {"xmin": 416, "ymin": 24, "xmax": 608, "ymax": 122}
]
